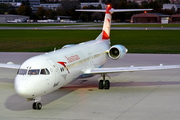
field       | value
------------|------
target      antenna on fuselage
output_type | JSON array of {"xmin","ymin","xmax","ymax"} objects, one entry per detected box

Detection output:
[{"xmin": 54, "ymin": 48, "xmax": 56, "ymax": 53}]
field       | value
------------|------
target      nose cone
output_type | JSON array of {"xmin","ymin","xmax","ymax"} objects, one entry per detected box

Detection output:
[
  {"xmin": 14, "ymin": 76, "xmax": 35, "ymax": 98},
  {"xmin": 125, "ymin": 48, "xmax": 128, "ymax": 53}
]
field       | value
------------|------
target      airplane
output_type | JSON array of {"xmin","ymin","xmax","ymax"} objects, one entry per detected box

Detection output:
[{"xmin": 0, "ymin": 5, "xmax": 180, "ymax": 110}]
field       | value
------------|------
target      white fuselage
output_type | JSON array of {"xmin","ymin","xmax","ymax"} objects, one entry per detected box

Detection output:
[{"xmin": 14, "ymin": 39, "xmax": 110, "ymax": 99}]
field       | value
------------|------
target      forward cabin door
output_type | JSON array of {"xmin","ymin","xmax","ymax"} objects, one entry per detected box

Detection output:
[{"xmin": 47, "ymin": 59, "xmax": 60, "ymax": 87}]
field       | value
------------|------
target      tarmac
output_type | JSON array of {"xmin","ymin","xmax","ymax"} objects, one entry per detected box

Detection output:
[{"xmin": 0, "ymin": 52, "xmax": 180, "ymax": 120}]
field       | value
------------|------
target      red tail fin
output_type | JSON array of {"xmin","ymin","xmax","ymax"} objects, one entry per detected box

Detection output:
[{"xmin": 101, "ymin": 5, "xmax": 112, "ymax": 40}]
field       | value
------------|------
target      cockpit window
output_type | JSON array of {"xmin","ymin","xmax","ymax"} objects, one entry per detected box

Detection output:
[
  {"xmin": 18, "ymin": 69, "xmax": 27, "ymax": 75},
  {"xmin": 18, "ymin": 68, "xmax": 50, "ymax": 75},
  {"xmin": 28, "ymin": 69, "xmax": 40, "ymax": 75},
  {"xmin": 40, "ymin": 68, "xmax": 50, "ymax": 75}
]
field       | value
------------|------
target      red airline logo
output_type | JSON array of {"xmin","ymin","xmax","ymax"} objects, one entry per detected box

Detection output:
[{"xmin": 57, "ymin": 62, "xmax": 70, "ymax": 73}]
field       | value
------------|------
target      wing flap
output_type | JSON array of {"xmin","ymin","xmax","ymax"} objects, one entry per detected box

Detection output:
[{"xmin": 88, "ymin": 65, "xmax": 180, "ymax": 74}]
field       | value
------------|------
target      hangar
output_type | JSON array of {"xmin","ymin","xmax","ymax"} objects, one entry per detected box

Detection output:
[
  {"xmin": 0, "ymin": 14, "xmax": 29, "ymax": 23},
  {"xmin": 131, "ymin": 13, "xmax": 170, "ymax": 23},
  {"xmin": 169, "ymin": 14, "xmax": 180, "ymax": 23}
]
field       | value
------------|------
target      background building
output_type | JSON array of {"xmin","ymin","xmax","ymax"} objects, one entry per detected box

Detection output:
[
  {"xmin": 0, "ymin": 0, "xmax": 40, "ymax": 12},
  {"xmin": 163, "ymin": 4, "xmax": 180, "ymax": 11},
  {"xmin": 0, "ymin": 14, "xmax": 29, "ymax": 23},
  {"xmin": 40, "ymin": 3, "xmax": 59, "ymax": 10},
  {"xmin": 80, "ymin": 2, "xmax": 105, "ymax": 9},
  {"xmin": 131, "ymin": 13, "xmax": 170, "ymax": 23},
  {"xmin": 170, "ymin": 14, "xmax": 180, "ymax": 23}
]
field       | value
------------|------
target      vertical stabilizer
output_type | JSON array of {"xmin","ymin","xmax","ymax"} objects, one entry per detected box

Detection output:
[
  {"xmin": 101, "ymin": 5, "xmax": 112, "ymax": 40},
  {"xmin": 95, "ymin": 5, "xmax": 112, "ymax": 41}
]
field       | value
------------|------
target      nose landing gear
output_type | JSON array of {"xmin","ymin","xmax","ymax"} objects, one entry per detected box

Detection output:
[
  {"xmin": 32, "ymin": 97, "xmax": 42, "ymax": 110},
  {"xmin": 32, "ymin": 102, "xmax": 42, "ymax": 110}
]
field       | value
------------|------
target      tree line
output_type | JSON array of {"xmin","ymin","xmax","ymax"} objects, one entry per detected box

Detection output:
[{"xmin": 0, "ymin": 0, "xmax": 179, "ymax": 22}]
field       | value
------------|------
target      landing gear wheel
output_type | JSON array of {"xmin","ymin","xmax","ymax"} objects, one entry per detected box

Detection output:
[
  {"xmin": 104, "ymin": 80, "xmax": 110, "ymax": 90},
  {"xmin": 37, "ymin": 102, "xmax": 42, "ymax": 110},
  {"xmin": 98, "ymin": 74, "xmax": 111, "ymax": 90},
  {"xmin": 32, "ymin": 102, "xmax": 37, "ymax": 110},
  {"xmin": 99, "ymin": 80, "xmax": 104, "ymax": 89},
  {"xmin": 32, "ymin": 102, "xmax": 42, "ymax": 110}
]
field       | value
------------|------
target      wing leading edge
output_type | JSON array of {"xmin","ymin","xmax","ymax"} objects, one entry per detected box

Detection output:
[
  {"xmin": 0, "ymin": 63, "xmax": 21, "ymax": 69},
  {"xmin": 87, "ymin": 64, "xmax": 180, "ymax": 74}
]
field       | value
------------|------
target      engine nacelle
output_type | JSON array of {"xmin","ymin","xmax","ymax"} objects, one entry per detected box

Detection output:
[{"xmin": 108, "ymin": 45, "xmax": 128, "ymax": 60}]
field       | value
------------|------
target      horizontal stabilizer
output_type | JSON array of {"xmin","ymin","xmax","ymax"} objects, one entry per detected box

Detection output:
[
  {"xmin": 76, "ymin": 9, "xmax": 152, "ymax": 13},
  {"xmin": 111, "ymin": 9, "xmax": 152, "ymax": 12},
  {"xmin": 76, "ymin": 10, "xmax": 106, "ymax": 12}
]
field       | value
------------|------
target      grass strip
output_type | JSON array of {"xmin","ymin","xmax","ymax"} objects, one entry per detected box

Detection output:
[{"xmin": 0, "ymin": 30, "xmax": 179, "ymax": 53}]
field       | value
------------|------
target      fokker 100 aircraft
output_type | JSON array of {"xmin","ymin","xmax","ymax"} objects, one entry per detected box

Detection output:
[{"xmin": 0, "ymin": 5, "xmax": 180, "ymax": 110}]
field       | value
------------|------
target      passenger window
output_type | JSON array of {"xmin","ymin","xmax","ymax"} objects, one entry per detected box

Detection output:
[
  {"xmin": 28, "ymin": 69, "xmax": 40, "ymax": 75},
  {"xmin": 18, "ymin": 69, "xmax": 27, "ymax": 75}
]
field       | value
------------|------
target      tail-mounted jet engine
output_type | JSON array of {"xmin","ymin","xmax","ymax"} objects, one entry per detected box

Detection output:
[{"xmin": 108, "ymin": 45, "xmax": 128, "ymax": 60}]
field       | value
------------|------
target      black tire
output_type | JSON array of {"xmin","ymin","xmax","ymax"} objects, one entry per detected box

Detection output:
[
  {"xmin": 99, "ymin": 80, "xmax": 104, "ymax": 89},
  {"xmin": 32, "ymin": 102, "xmax": 37, "ymax": 110},
  {"xmin": 37, "ymin": 102, "xmax": 42, "ymax": 110},
  {"xmin": 104, "ymin": 80, "xmax": 110, "ymax": 90}
]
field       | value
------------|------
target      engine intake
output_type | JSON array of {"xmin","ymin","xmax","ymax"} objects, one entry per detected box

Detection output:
[{"xmin": 108, "ymin": 45, "xmax": 128, "ymax": 60}]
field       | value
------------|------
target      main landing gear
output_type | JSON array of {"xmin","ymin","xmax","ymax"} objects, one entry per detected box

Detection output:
[
  {"xmin": 99, "ymin": 74, "xmax": 110, "ymax": 90},
  {"xmin": 32, "ymin": 97, "xmax": 42, "ymax": 110}
]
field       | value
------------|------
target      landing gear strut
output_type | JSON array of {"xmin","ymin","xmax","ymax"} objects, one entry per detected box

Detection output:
[
  {"xmin": 32, "ymin": 97, "xmax": 42, "ymax": 110},
  {"xmin": 99, "ymin": 74, "xmax": 110, "ymax": 90}
]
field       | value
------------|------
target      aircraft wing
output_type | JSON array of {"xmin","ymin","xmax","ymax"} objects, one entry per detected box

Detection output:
[
  {"xmin": 88, "ymin": 64, "xmax": 180, "ymax": 74},
  {"xmin": 0, "ymin": 63, "xmax": 21, "ymax": 69}
]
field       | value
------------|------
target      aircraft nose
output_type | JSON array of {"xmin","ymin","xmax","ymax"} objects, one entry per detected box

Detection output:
[{"xmin": 14, "ymin": 76, "xmax": 35, "ymax": 98}]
